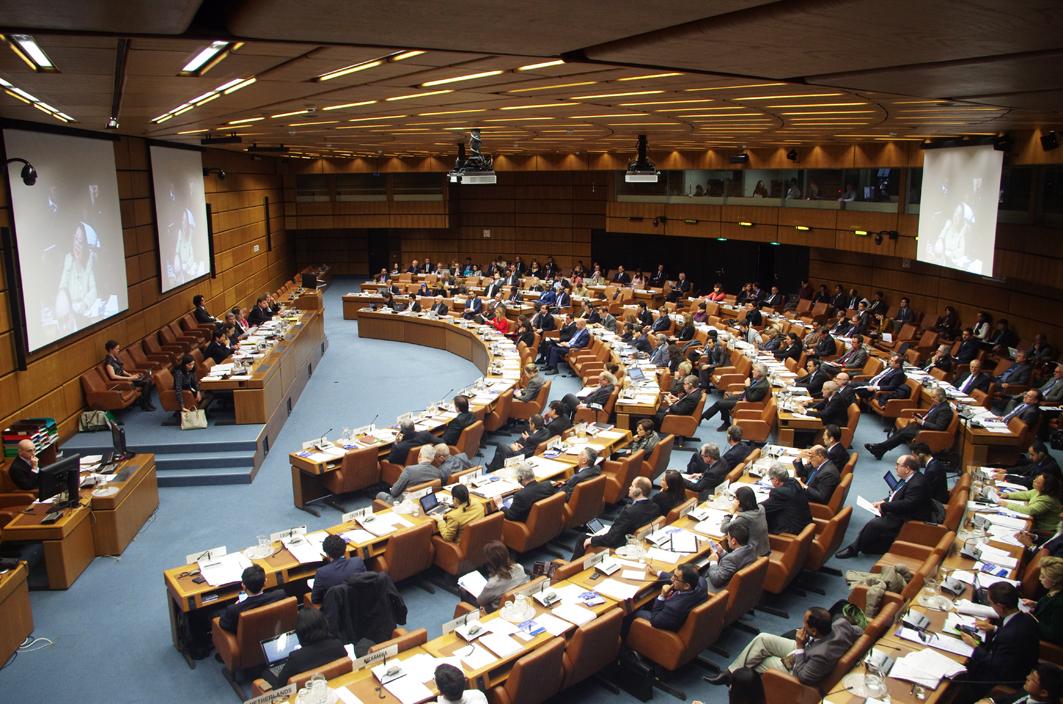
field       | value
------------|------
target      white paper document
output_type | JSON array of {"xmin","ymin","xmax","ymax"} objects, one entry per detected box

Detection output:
[
  {"xmin": 283, "ymin": 534, "xmax": 325, "ymax": 564},
  {"xmin": 479, "ymin": 632, "xmax": 522, "ymax": 658},
  {"xmin": 457, "ymin": 570, "xmax": 488, "ymax": 598},
  {"xmin": 199, "ymin": 552, "xmax": 252, "ymax": 586},
  {"xmin": 534, "ymin": 612, "xmax": 573, "ymax": 636},
  {"xmin": 340, "ymin": 528, "xmax": 376, "ymax": 545},
  {"xmin": 896, "ymin": 627, "xmax": 974, "ymax": 657},
  {"xmin": 551, "ymin": 603, "xmax": 597, "ymax": 626},
  {"xmin": 459, "ymin": 644, "xmax": 497, "ymax": 670},
  {"xmin": 621, "ymin": 569, "xmax": 650, "ymax": 581},
  {"xmin": 646, "ymin": 547, "xmax": 681, "ymax": 564},
  {"xmin": 856, "ymin": 496, "xmax": 881, "ymax": 517},
  {"xmin": 594, "ymin": 578, "xmax": 641, "ymax": 601}
]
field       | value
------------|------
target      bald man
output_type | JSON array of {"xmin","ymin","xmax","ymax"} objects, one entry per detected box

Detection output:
[{"xmin": 10, "ymin": 439, "xmax": 40, "ymax": 490}]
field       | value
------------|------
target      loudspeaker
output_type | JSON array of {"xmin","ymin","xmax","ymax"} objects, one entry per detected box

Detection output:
[{"xmin": 1041, "ymin": 131, "xmax": 1059, "ymax": 152}]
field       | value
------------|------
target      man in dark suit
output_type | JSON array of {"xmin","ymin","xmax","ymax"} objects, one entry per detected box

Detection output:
[
  {"xmin": 558, "ymin": 447, "xmax": 601, "ymax": 498},
  {"xmin": 499, "ymin": 464, "xmax": 558, "ymax": 523},
  {"xmin": 632, "ymin": 563, "xmax": 707, "ymax": 631},
  {"xmin": 544, "ymin": 319, "xmax": 590, "ymax": 374},
  {"xmin": 564, "ymin": 372, "xmax": 616, "ymax": 417},
  {"xmin": 484, "ymin": 277, "xmax": 503, "ymax": 300},
  {"xmin": 799, "ymin": 381, "xmax": 851, "ymax": 428},
  {"xmin": 706, "ymin": 523, "xmax": 757, "ymax": 590},
  {"xmin": 824, "ymin": 335, "xmax": 869, "ymax": 374},
  {"xmin": 696, "ymin": 337, "xmax": 730, "ymax": 389},
  {"xmin": 762, "ymin": 286, "xmax": 785, "ymax": 309},
  {"xmin": 1005, "ymin": 441, "xmax": 1062, "ymax": 487},
  {"xmin": 612, "ymin": 265, "xmax": 631, "ymax": 285},
  {"xmin": 219, "ymin": 565, "xmax": 286, "ymax": 633},
  {"xmin": 635, "ymin": 302, "xmax": 654, "ymax": 328},
  {"xmin": 554, "ymin": 286, "xmax": 572, "ymax": 311},
  {"xmin": 9, "ymin": 439, "xmax": 39, "ymax": 490},
  {"xmin": 684, "ymin": 443, "xmax": 729, "ymax": 498},
  {"xmin": 924, "ymin": 344, "xmax": 955, "ymax": 375},
  {"xmin": 701, "ymin": 363, "xmax": 770, "ymax": 430},
  {"xmin": 836, "ymin": 454, "xmax": 932, "ymax": 557},
  {"xmin": 910, "ymin": 442, "xmax": 950, "ymax": 504},
  {"xmin": 203, "ymin": 328, "xmax": 235, "ymax": 365},
  {"xmin": 667, "ymin": 272, "xmax": 692, "ymax": 302},
  {"xmin": 530, "ymin": 304, "xmax": 555, "ymax": 334},
  {"xmin": 247, "ymin": 296, "xmax": 274, "ymax": 326},
  {"xmin": 649, "ymin": 265, "xmax": 667, "ymax": 288},
  {"xmin": 543, "ymin": 400, "xmax": 572, "ymax": 437},
  {"xmin": 573, "ymin": 476, "xmax": 658, "ymax": 558},
  {"xmin": 852, "ymin": 355, "xmax": 907, "ymax": 402},
  {"xmin": 864, "ymin": 388, "xmax": 953, "ymax": 461},
  {"xmin": 993, "ymin": 350, "xmax": 1033, "ymax": 391},
  {"xmin": 192, "ymin": 294, "xmax": 215, "ymax": 324},
  {"xmin": 387, "ymin": 420, "xmax": 438, "ymax": 465},
  {"xmin": 761, "ymin": 465, "xmax": 813, "ymax": 535},
  {"xmin": 1000, "ymin": 388, "xmax": 1042, "ymax": 428},
  {"xmin": 954, "ymin": 359, "xmax": 991, "ymax": 395},
  {"xmin": 310, "ymin": 535, "xmax": 366, "ymax": 603},
  {"xmin": 830, "ymin": 285, "xmax": 848, "ymax": 312},
  {"xmin": 490, "ymin": 414, "xmax": 550, "ymax": 470},
  {"xmin": 822, "ymin": 425, "xmax": 850, "ymax": 469},
  {"xmin": 430, "ymin": 296, "xmax": 449, "ymax": 316},
  {"xmin": 794, "ymin": 445, "xmax": 841, "ymax": 505},
  {"xmin": 892, "ymin": 297, "xmax": 914, "ymax": 331},
  {"xmin": 811, "ymin": 328, "xmax": 838, "ymax": 359},
  {"xmin": 722, "ymin": 425, "xmax": 753, "ymax": 470},
  {"xmin": 651, "ymin": 314, "xmax": 672, "ymax": 334},
  {"xmin": 441, "ymin": 395, "xmax": 476, "ymax": 446},
  {"xmin": 462, "ymin": 294, "xmax": 483, "ymax": 320},
  {"xmin": 653, "ymin": 375, "xmax": 703, "ymax": 429},
  {"xmin": 952, "ymin": 582, "xmax": 1041, "ymax": 703},
  {"xmin": 537, "ymin": 313, "xmax": 576, "ymax": 364},
  {"xmin": 954, "ymin": 328, "xmax": 983, "ymax": 364},
  {"xmin": 796, "ymin": 359, "xmax": 833, "ymax": 397}
]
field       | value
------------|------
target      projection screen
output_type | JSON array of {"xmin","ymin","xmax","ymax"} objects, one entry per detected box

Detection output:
[
  {"xmin": 149, "ymin": 144, "xmax": 211, "ymax": 292},
  {"xmin": 917, "ymin": 144, "xmax": 1003, "ymax": 276},
  {"xmin": 3, "ymin": 128, "xmax": 128, "ymax": 352}
]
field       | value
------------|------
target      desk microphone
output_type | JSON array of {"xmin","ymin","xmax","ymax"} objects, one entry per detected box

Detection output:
[
  {"xmin": 368, "ymin": 414, "xmax": 379, "ymax": 430},
  {"xmin": 319, "ymin": 427, "xmax": 333, "ymax": 442}
]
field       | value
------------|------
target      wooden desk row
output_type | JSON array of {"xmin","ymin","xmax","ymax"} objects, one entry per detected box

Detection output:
[
  {"xmin": 1, "ymin": 454, "xmax": 158, "ymax": 589},
  {"xmin": 0, "ymin": 561, "xmax": 32, "ymax": 664}
]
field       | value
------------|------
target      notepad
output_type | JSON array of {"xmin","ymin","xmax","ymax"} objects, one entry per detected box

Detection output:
[
  {"xmin": 459, "ymin": 644, "xmax": 497, "ymax": 670},
  {"xmin": 457, "ymin": 570, "xmax": 488, "ymax": 598},
  {"xmin": 857, "ymin": 495, "xmax": 881, "ymax": 517},
  {"xmin": 331, "ymin": 687, "xmax": 363, "ymax": 704},
  {"xmin": 551, "ymin": 603, "xmax": 597, "ymax": 626},
  {"xmin": 896, "ymin": 627, "xmax": 974, "ymax": 657},
  {"xmin": 479, "ymin": 632, "xmax": 522, "ymax": 658},
  {"xmin": 594, "ymin": 578, "xmax": 640, "ymax": 601},
  {"xmin": 534, "ymin": 612, "xmax": 572, "ymax": 636}
]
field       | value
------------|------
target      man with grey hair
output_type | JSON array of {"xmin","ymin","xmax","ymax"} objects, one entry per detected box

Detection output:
[
  {"xmin": 761, "ymin": 462, "xmax": 812, "ymax": 534},
  {"xmin": 653, "ymin": 375, "xmax": 703, "ymax": 428},
  {"xmin": 701, "ymin": 363, "xmax": 771, "ymax": 431},
  {"xmin": 864, "ymin": 386, "xmax": 954, "ymax": 461},
  {"xmin": 795, "ymin": 445, "xmax": 840, "ymax": 505},
  {"xmin": 836, "ymin": 453, "xmax": 932, "ymax": 558},
  {"xmin": 558, "ymin": 447, "xmax": 601, "ymax": 498},
  {"xmin": 432, "ymin": 443, "xmax": 472, "ymax": 483},
  {"xmin": 722, "ymin": 425, "xmax": 753, "ymax": 469},
  {"xmin": 387, "ymin": 419, "xmax": 437, "ymax": 465},
  {"xmin": 498, "ymin": 461, "xmax": 557, "ymax": 523},
  {"xmin": 650, "ymin": 334, "xmax": 671, "ymax": 367},
  {"xmin": 377, "ymin": 444, "xmax": 445, "ymax": 503},
  {"xmin": 684, "ymin": 443, "xmax": 728, "ymax": 498},
  {"xmin": 564, "ymin": 371, "xmax": 617, "ymax": 414}
]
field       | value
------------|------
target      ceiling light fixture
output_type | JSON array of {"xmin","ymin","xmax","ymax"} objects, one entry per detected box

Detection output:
[
  {"xmin": 386, "ymin": 89, "xmax": 453, "ymax": 101},
  {"xmin": 317, "ymin": 60, "xmax": 383, "ymax": 82},
  {"xmin": 421, "ymin": 70, "xmax": 503, "ymax": 87},
  {"xmin": 223, "ymin": 77, "xmax": 256, "ymax": 94},
  {"xmin": 570, "ymin": 113, "xmax": 649, "ymax": 119},
  {"xmin": 152, "ymin": 76, "xmax": 256, "ymax": 123},
  {"xmin": 510, "ymin": 81, "xmax": 596, "ymax": 93},
  {"xmin": 323, "ymin": 100, "xmax": 378, "ymax": 111},
  {"xmin": 569, "ymin": 90, "xmax": 663, "ymax": 100},
  {"xmin": 348, "ymin": 114, "xmax": 406, "ymax": 121},
  {"xmin": 684, "ymin": 83, "xmax": 786, "ymax": 92},
  {"xmin": 617, "ymin": 72, "xmax": 683, "ymax": 81},
  {"xmin": 418, "ymin": 108, "xmax": 484, "ymax": 116},
  {"xmin": 4, "ymin": 34, "xmax": 56, "ymax": 72},
  {"xmin": 517, "ymin": 60, "xmax": 565, "ymax": 71},
  {"xmin": 228, "ymin": 116, "xmax": 264, "ymax": 124},
  {"xmin": 764, "ymin": 102, "xmax": 867, "ymax": 108},
  {"xmin": 271, "ymin": 109, "xmax": 309, "ymax": 118},
  {"xmin": 735, "ymin": 93, "xmax": 845, "ymax": 101},
  {"xmin": 180, "ymin": 40, "xmax": 231, "ymax": 75},
  {"xmin": 621, "ymin": 99, "xmax": 715, "ymax": 107},
  {"xmin": 0, "ymin": 76, "xmax": 74, "ymax": 121},
  {"xmin": 389, "ymin": 50, "xmax": 425, "ymax": 61}
]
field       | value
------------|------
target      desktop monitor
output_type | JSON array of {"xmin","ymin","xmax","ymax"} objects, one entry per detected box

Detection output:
[
  {"xmin": 108, "ymin": 419, "xmax": 132, "ymax": 461},
  {"xmin": 38, "ymin": 453, "xmax": 82, "ymax": 507}
]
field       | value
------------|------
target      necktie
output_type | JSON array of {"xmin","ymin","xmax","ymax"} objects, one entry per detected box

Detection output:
[
  {"xmin": 871, "ymin": 369, "xmax": 888, "ymax": 386},
  {"xmin": 1043, "ymin": 378, "xmax": 1058, "ymax": 395},
  {"xmin": 1004, "ymin": 404, "xmax": 1026, "ymax": 423},
  {"xmin": 960, "ymin": 374, "xmax": 974, "ymax": 394}
]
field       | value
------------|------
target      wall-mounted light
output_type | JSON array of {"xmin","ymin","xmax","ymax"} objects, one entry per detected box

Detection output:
[
  {"xmin": 794, "ymin": 225, "xmax": 810, "ymax": 232},
  {"xmin": 738, "ymin": 221, "xmax": 753, "ymax": 227},
  {"xmin": 716, "ymin": 237, "xmax": 728, "ymax": 242},
  {"xmin": 853, "ymin": 229, "xmax": 869, "ymax": 236},
  {"xmin": 769, "ymin": 241, "xmax": 781, "ymax": 246},
  {"xmin": 683, "ymin": 218, "xmax": 698, "ymax": 225},
  {"xmin": 203, "ymin": 167, "xmax": 227, "ymax": 180}
]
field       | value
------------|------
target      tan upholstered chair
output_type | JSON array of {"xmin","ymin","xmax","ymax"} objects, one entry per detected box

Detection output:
[
  {"xmin": 432, "ymin": 512, "xmax": 503, "ymax": 575},
  {"xmin": 502, "ymin": 491, "xmax": 566, "ymax": 553},
  {"xmin": 211, "ymin": 596, "xmax": 298, "ymax": 694}
]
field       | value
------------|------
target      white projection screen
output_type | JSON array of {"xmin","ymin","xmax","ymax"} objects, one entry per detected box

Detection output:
[
  {"xmin": 149, "ymin": 144, "xmax": 210, "ymax": 293},
  {"xmin": 3, "ymin": 128, "xmax": 128, "ymax": 352},
  {"xmin": 917, "ymin": 144, "xmax": 1004, "ymax": 276}
]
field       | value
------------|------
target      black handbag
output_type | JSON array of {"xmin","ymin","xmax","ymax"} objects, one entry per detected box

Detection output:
[{"xmin": 612, "ymin": 647, "xmax": 654, "ymax": 702}]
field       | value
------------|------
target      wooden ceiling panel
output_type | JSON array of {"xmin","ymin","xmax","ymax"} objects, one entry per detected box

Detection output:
[
  {"xmin": 965, "ymin": 90, "xmax": 1063, "ymax": 112},
  {"xmin": 582, "ymin": 0, "xmax": 1063, "ymax": 80},
  {"xmin": 814, "ymin": 52, "xmax": 1063, "ymax": 104},
  {"xmin": 0, "ymin": 1, "xmax": 202, "ymax": 35},
  {"xmin": 222, "ymin": 0, "xmax": 766, "ymax": 55}
]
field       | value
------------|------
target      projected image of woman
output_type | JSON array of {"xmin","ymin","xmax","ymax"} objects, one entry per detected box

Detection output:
[
  {"xmin": 932, "ymin": 201, "xmax": 979, "ymax": 273},
  {"xmin": 58, "ymin": 222, "xmax": 99, "ymax": 323},
  {"xmin": 173, "ymin": 208, "xmax": 197, "ymax": 281}
]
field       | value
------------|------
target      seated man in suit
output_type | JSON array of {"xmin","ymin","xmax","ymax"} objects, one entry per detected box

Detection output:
[
  {"xmin": 722, "ymin": 425, "xmax": 753, "ymax": 470},
  {"xmin": 515, "ymin": 363, "xmax": 545, "ymax": 403},
  {"xmin": 955, "ymin": 328, "xmax": 983, "ymax": 364},
  {"xmin": 910, "ymin": 442, "xmax": 950, "ymax": 504},
  {"xmin": 649, "ymin": 334, "xmax": 671, "ymax": 367},
  {"xmin": 706, "ymin": 523, "xmax": 757, "ymax": 590},
  {"xmin": 247, "ymin": 295, "xmax": 274, "ymax": 326},
  {"xmin": 387, "ymin": 420, "xmax": 438, "ymax": 465},
  {"xmin": 612, "ymin": 265, "xmax": 631, "ymax": 285},
  {"xmin": 924, "ymin": 344, "xmax": 955, "ymax": 376},
  {"xmin": 218, "ymin": 565, "xmax": 286, "ymax": 633},
  {"xmin": 192, "ymin": 294, "xmax": 215, "ymax": 324},
  {"xmin": 684, "ymin": 443, "xmax": 729, "ymax": 498},
  {"xmin": 977, "ymin": 664, "xmax": 1063, "ymax": 704},
  {"xmin": 376, "ymin": 445, "xmax": 445, "ymax": 503},
  {"xmin": 9, "ymin": 439, "xmax": 40, "ymax": 490},
  {"xmin": 796, "ymin": 358, "xmax": 834, "ymax": 397},
  {"xmin": 441, "ymin": 395, "xmax": 476, "ymax": 446},
  {"xmin": 864, "ymin": 387, "xmax": 954, "ymax": 461},
  {"xmin": 543, "ymin": 400, "xmax": 573, "ymax": 437},
  {"xmin": 954, "ymin": 358, "xmax": 992, "ymax": 396},
  {"xmin": 761, "ymin": 464, "xmax": 813, "ymax": 535},
  {"xmin": 836, "ymin": 454, "xmax": 932, "ymax": 558},
  {"xmin": 653, "ymin": 375, "xmax": 703, "ymax": 429},
  {"xmin": 631, "ymin": 563, "xmax": 707, "ymax": 634},
  {"xmin": 544, "ymin": 318, "xmax": 591, "ymax": 375},
  {"xmin": 992, "ymin": 349, "xmax": 1033, "ymax": 394},
  {"xmin": 696, "ymin": 336, "xmax": 729, "ymax": 389},
  {"xmin": 563, "ymin": 371, "xmax": 616, "ymax": 417},
  {"xmin": 793, "ymin": 445, "xmax": 841, "ymax": 505},
  {"xmin": 310, "ymin": 534, "xmax": 366, "ymax": 604},
  {"xmin": 951, "ymin": 582, "xmax": 1040, "ymax": 704},
  {"xmin": 701, "ymin": 363, "xmax": 770, "ymax": 431},
  {"xmin": 530, "ymin": 303, "xmax": 555, "ymax": 334},
  {"xmin": 268, "ymin": 609, "xmax": 347, "ymax": 688},
  {"xmin": 497, "ymin": 463, "xmax": 557, "ymax": 522},
  {"xmin": 821, "ymin": 424, "xmax": 850, "ymax": 469},
  {"xmin": 572, "ymin": 476, "xmax": 659, "ymax": 559},
  {"xmin": 557, "ymin": 447, "xmax": 600, "ymax": 498},
  {"xmin": 203, "ymin": 328, "xmax": 235, "ymax": 365},
  {"xmin": 635, "ymin": 301, "xmax": 654, "ymax": 328},
  {"xmin": 706, "ymin": 606, "xmax": 863, "ymax": 688},
  {"xmin": 462, "ymin": 294, "xmax": 483, "ymax": 321},
  {"xmin": 1036, "ymin": 362, "xmax": 1063, "ymax": 404},
  {"xmin": 1000, "ymin": 440, "xmax": 1062, "ymax": 488},
  {"xmin": 796, "ymin": 380, "xmax": 851, "ymax": 429},
  {"xmin": 430, "ymin": 296, "xmax": 449, "ymax": 316},
  {"xmin": 822, "ymin": 334, "xmax": 869, "ymax": 375},
  {"xmin": 809, "ymin": 326, "xmax": 838, "ymax": 360},
  {"xmin": 666, "ymin": 271, "xmax": 693, "ymax": 302},
  {"xmin": 852, "ymin": 354, "xmax": 907, "ymax": 403},
  {"xmin": 1000, "ymin": 388, "xmax": 1042, "ymax": 428},
  {"xmin": 490, "ymin": 414, "xmax": 550, "ymax": 471}
]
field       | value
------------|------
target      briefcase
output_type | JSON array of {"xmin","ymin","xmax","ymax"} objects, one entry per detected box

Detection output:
[{"xmin": 180, "ymin": 409, "xmax": 208, "ymax": 430}]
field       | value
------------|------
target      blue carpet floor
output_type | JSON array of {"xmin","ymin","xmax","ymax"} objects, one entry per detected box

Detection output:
[{"xmin": 1, "ymin": 278, "xmax": 962, "ymax": 704}]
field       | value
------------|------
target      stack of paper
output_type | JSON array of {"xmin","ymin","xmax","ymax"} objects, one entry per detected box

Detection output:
[
  {"xmin": 552, "ymin": 603, "xmax": 596, "ymax": 626},
  {"xmin": 595, "ymin": 578, "xmax": 641, "ymax": 601},
  {"xmin": 199, "ymin": 552, "xmax": 252, "ymax": 586},
  {"xmin": 895, "ymin": 627, "xmax": 973, "ymax": 657},
  {"xmin": 889, "ymin": 647, "xmax": 965, "ymax": 689},
  {"xmin": 282, "ymin": 534, "xmax": 325, "ymax": 564}
]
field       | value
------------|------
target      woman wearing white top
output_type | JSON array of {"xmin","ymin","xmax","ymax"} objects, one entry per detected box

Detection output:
[
  {"xmin": 434, "ymin": 663, "xmax": 487, "ymax": 704},
  {"xmin": 474, "ymin": 541, "xmax": 528, "ymax": 612}
]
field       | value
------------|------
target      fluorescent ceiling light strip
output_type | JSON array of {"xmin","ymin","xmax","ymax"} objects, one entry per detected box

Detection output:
[
  {"xmin": 12, "ymin": 35, "xmax": 53, "ymax": 68},
  {"xmin": 390, "ymin": 50, "xmax": 425, "ymax": 61},
  {"xmin": 223, "ymin": 77, "xmax": 256, "ymax": 94},
  {"xmin": 569, "ymin": 90, "xmax": 662, "ymax": 99},
  {"xmin": 323, "ymin": 100, "xmax": 378, "ymax": 111},
  {"xmin": 418, "ymin": 108, "xmax": 483, "ymax": 116},
  {"xmin": 684, "ymin": 82, "xmax": 785, "ymax": 92},
  {"xmin": 517, "ymin": 60, "xmax": 565, "ymax": 71},
  {"xmin": 617, "ymin": 72, "xmax": 683, "ymax": 81},
  {"xmin": 570, "ymin": 113, "xmax": 648, "ymax": 118},
  {"xmin": 229, "ymin": 116, "xmax": 264, "ymax": 124},
  {"xmin": 500, "ymin": 103, "xmax": 573, "ymax": 110},
  {"xmin": 271, "ymin": 109, "xmax": 308, "ymax": 118},
  {"xmin": 735, "ymin": 93, "xmax": 844, "ymax": 100},
  {"xmin": 182, "ymin": 41, "xmax": 229, "ymax": 73},
  {"xmin": 421, "ymin": 70, "xmax": 503, "ymax": 87},
  {"xmin": 318, "ymin": 60, "xmax": 382, "ymax": 81},
  {"xmin": 386, "ymin": 89, "xmax": 452, "ymax": 101},
  {"xmin": 348, "ymin": 114, "xmax": 406, "ymax": 121},
  {"xmin": 510, "ymin": 81, "xmax": 595, "ymax": 93}
]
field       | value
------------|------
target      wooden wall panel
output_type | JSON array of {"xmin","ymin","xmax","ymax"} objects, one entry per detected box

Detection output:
[{"xmin": 0, "ymin": 137, "xmax": 293, "ymax": 440}]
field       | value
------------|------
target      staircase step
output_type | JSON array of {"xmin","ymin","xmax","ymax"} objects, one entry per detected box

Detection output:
[
  {"xmin": 154, "ymin": 450, "xmax": 256, "ymax": 470},
  {"xmin": 158, "ymin": 467, "xmax": 254, "ymax": 487},
  {"xmin": 62, "ymin": 437, "xmax": 258, "ymax": 455}
]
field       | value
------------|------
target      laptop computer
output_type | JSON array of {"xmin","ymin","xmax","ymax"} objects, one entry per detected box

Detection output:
[
  {"xmin": 627, "ymin": 366, "xmax": 645, "ymax": 381},
  {"xmin": 260, "ymin": 630, "xmax": 301, "ymax": 679},
  {"xmin": 418, "ymin": 492, "xmax": 448, "ymax": 517}
]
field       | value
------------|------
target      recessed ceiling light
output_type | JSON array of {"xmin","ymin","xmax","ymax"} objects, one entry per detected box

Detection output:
[
  {"xmin": 390, "ymin": 50, "xmax": 426, "ymax": 61},
  {"xmin": 289, "ymin": 120, "xmax": 338, "ymax": 127},
  {"xmin": 223, "ymin": 77, "xmax": 256, "ymax": 94},
  {"xmin": 569, "ymin": 90, "xmax": 663, "ymax": 100},
  {"xmin": 271, "ymin": 109, "xmax": 309, "ymax": 118},
  {"xmin": 323, "ymin": 100, "xmax": 378, "ymax": 111},
  {"xmin": 5, "ymin": 34, "xmax": 56, "ymax": 71},
  {"xmin": 348, "ymin": 114, "xmax": 407, "ymax": 121},
  {"xmin": 569, "ymin": 113, "xmax": 649, "ymax": 118},
  {"xmin": 620, "ymin": 99, "xmax": 715, "ymax": 107},
  {"xmin": 617, "ymin": 72, "xmax": 684, "ymax": 81},
  {"xmin": 421, "ymin": 70, "xmax": 503, "ymax": 87},
  {"xmin": 181, "ymin": 40, "xmax": 231, "ymax": 75},
  {"xmin": 510, "ymin": 81, "xmax": 596, "ymax": 93},
  {"xmin": 500, "ymin": 103, "xmax": 573, "ymax": 110},
  {"xmin": 317, "ymin": 60, "xmax": 383, "ymax": 81},
  {"xmin": 418, "ymin": 108, "xmax": 485, "ymax": 116},
  {"xmin": 735, "ymin": 93, "xmax": 845, "ymax": 101},
  {"xmin": 386, "ymin": 90, "xmax": 453, "ymax": 101},
  {"xmin": 228, "ymin": 116, "xmax": 264, "ymax": 124},
  {"xmin": 683, "ymin": 83, "xmax": 786, "ymax": 92},
  {"xmin": 517, "ymin": 60, "xmax": 565, "ymax": 71}
]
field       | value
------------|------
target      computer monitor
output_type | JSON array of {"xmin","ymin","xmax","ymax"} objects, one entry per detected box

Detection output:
[
  {"xmin": 39, "ymin": 453, "xmax": 82, "ymax": 507},
  {"xmin": 109, "ymin": 420, "xmax": 132, "ymax": 462}
]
